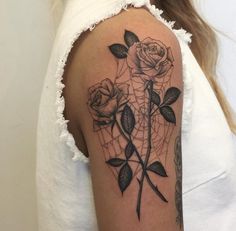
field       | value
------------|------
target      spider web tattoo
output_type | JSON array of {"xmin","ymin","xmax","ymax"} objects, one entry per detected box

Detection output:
[{"xmin": 87, "ymin": 30, "xmax": 182, "ymax": 221}]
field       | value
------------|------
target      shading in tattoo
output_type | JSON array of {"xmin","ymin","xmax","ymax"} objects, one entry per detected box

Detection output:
[
  {"xmin": 175, "ymin": 133, "xmax": 183, "ymax": 228},
  {"xmin": 87, "ymin": 30, "xmax": 182, "ymax": 220}
]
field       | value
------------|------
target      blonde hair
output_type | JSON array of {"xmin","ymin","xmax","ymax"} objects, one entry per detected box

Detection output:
[
  {"xmin": 155, "ymin": 0, "xmax": 236, "ymax": 134},
  {"xmin": 51, "ymin": 0, "xmax": 236, "ymax": 134}
]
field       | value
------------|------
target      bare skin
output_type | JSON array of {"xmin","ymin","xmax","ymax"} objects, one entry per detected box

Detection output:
[{"xmin": 62, "ymin": 7, "xmax": 184, "ymax": 231}]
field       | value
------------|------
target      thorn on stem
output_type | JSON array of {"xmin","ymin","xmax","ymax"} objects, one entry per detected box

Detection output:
[
  {"xmin": 137, "ymin": 178, "xmax": 141, "ymax": 185},
  {"xmin": 136, "ymin": 208, "xmax": 141, "ymax": 221}
]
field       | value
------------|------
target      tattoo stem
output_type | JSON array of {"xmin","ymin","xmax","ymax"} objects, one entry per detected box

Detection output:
[
  {"xmin": 115, "ymin": 119, "xmax": 144, "ymax": 166},
  {"xmin": 151, "ymin": 106, "xmax": 160, "ymax": 116},
  {"xmin": 114, "ymin": 118, "xmax": 129, "ymax": 143},
  {"xmin": 115, "ymin": 113, "xmax": 167, "ymax": 216},
  {"xmin": 136, "ymin": 80, "xmax": 153, "ymax": 220}
]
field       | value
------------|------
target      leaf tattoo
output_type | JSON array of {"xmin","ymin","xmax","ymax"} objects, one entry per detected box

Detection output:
[
  {"xmin": 109, "ymin": 44, "xmax": 128, "ymax": 59},
  {"xmin": 147, "ymin": 161, "xmax": 168, "ymax": 177},
  {"xmin": 125, "ymin": 141, "xmax": 135, "ymax": 159},
  {"xmin": 121, "ymin": 105, "xmax": 135, "ymax": 135},
  {"xmin": 106, "ymin": 158, "xmax": 126, "ymax": 167},
  {"xmin": 160, "ymin": 106, "xmax": 176, "ymax": 124},
  {"xmin": 87, "ymin": 29, "xmax": 182, "ymax": 222},
  {"xmin": 151, "ymin": 91, "xmax": 161, "ymax": 106},
  {"xmin": 118, "ymin": 163, "xmax": 133, "ymax": 193},
  {"xmin": 162, "ymin": 87, "xmax": 181, "ymax": 106},
  {"xmin": 124, "ymin": 30, "xmax": 140, "ymax": 47}
]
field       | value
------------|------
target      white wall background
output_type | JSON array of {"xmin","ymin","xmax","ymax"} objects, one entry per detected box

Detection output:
[
  {"xmin": 0, "ymin": 1, "xmax": 58, "ymax": 230},
  {"xmin": 0, "ymin": 1, "xmax": 235, "ymax": 231},
  {"xmin": 197, "ymin": 0, "xmax": 236, "ymax": 110}
]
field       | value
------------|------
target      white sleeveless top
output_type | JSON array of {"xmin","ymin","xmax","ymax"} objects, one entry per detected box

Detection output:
[{"xmin": 36, "ymin": 0, "xmax": 236, "ymax": 230}]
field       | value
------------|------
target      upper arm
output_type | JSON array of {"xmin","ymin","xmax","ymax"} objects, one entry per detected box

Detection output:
[{"xmin": 63, "ymin": 7, "xmax": 183, "ymax": 231}]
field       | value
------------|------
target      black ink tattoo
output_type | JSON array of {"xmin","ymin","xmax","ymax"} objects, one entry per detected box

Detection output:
[
  {"xmin": 175, "ymin": 133, "xmax": 183, "ymax": 228},
  {"xmin": 87, "ymin": 30, "xmax": 181, "ymax": 220}
]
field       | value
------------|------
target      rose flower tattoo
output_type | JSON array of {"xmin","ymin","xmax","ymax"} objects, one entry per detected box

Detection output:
[
  {"xmin": 127, "ymin": 37, "xmax": 174, "ymax": 81},
  {"xmin": 88, "ymin": 79, "xmax": 129, "ymax": 131},
  {"xmin": 87, "ymin": 30, "xmax": 182, "ymax": 222}
]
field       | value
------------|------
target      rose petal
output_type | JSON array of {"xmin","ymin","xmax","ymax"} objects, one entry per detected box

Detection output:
[
  {"xmin": 88, "ymin": 82, "xmax": 101, "ymax": 95},
  {"xmin": 139, "ymin": 60, "xmax": 153, "ymax": 70},
  {"xmin": 99, "ymin": 87, "xmax": 111, "ymax": 96},
  {"xmin": 149, "ymin": 52, "xmax": 163, "ymax": 62},
  {"xmin": 137, "ymin": 45, "xmax": 155, "ymax": 66},
  {"xmin": 142, "ymin": 44, "xmax": 156, "ymax": 65},
  {"xmin": 98, "ymin": 91, "xmax": 110, "ymax": 106},
  {"xmin": 146, "ymin": 42, "xmax": 163, "ymax": 63},
  {"xmin": 127, "ymin": 43, "xmax": 141, "ymax": 70},
  {"xmin": 101, "ymin": 78, "xmax": 113, "ymax": 93},
  {"xmin": 155, "ymin": 60, "xmax": 172, "ymax": 77},
  {"xmin": 167, "ymin": 47, "xmax": 174, "ymax": 62},
  {"xmin": 142, "ymin": 66, "xmax": 160, "ymax": 77},
  {"xmin": 91, "ymin": 91, "xmax": 102, "ymax": 106},
  {"xmin": 89, "ymin": 106, "xmax": 110, "ymax": 122},
  {"xmin": 159, "ymin": 47, "xmax": 167, "ymax": 63},
  {"xmin": 152, "ymin": 40, "xmax": 167, "ymax": 53},
  {"xmin": 141, "ymin": 37, "xmax": 154, "ymax": 44},
  {"xmin": 94, "ymin": 97, "xmax": 118, "ymax": 117},
  {"xmin": 138, "ymin": 51, "xmax": 155, "ymax": 67}
]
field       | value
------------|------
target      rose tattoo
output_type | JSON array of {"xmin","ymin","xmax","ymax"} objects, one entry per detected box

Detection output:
[
  {"xmin": 88, "ymin": 78, "xmax": 129, "ymax": 131},
  {"xmin": 127, "ymin": 37, "xmax": 174, "ymax": 81},
  {"xmin": 87, "ymin": 30, "xmax": 181, "ymax": 221}
]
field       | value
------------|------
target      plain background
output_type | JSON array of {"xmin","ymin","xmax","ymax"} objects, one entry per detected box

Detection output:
[{"xmin": 0, "ymin": 0, "xmax": 235, "ymax": 230}]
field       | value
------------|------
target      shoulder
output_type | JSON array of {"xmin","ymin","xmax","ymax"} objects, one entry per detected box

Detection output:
[
  {"xmin": 63, "ymin": 6, "xmax": 182, "ymax": 87},
  {"xmin": 68, "ymin": 7, "xmax": 181, "ymax": 77},
  {"xmin": 62, "ymin": 6, "xmax": 183, "ymax": 136}
]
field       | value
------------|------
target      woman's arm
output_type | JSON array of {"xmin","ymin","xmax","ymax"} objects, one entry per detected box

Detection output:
[{"xmin": 63, "ymin": 7, "xmax": 184, "ymax": 231}]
